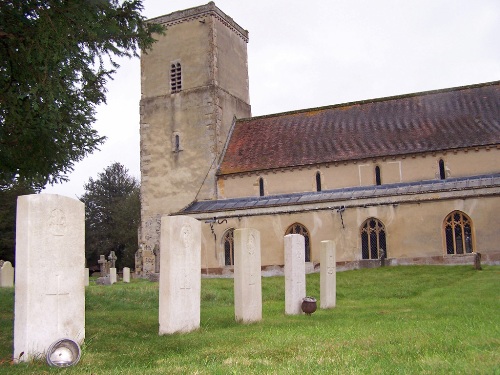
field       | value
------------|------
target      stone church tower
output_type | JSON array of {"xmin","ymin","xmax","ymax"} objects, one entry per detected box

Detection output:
[{"xmin": 139, "ymin": 3, "xmax": 251, "ymax": 254}]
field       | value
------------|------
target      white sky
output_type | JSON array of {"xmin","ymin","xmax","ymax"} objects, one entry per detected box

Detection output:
[{"xmin": 43, "ymin": 0, "xmax": 500, "ymax": 198}]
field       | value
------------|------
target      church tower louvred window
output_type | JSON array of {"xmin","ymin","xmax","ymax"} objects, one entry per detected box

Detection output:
[{"xmin": 170, "ymin": 62, "xmax": 182, "ymax": 93}]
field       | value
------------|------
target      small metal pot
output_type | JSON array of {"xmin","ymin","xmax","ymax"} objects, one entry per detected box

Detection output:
[{"xmin": 301, "ymin": 296, "xmax": 317, "ymax": 315}]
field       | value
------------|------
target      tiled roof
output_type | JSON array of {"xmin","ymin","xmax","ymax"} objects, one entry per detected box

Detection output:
[
  {"xmin": 180, "ymin": 173, "xmax": 500, "ymax": 214},
  {"xmin": 218, "ymin": 81, "xmax": 500, "ymax": 175}
]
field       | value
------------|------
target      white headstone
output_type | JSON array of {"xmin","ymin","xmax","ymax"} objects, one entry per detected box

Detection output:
[
  {"xmin": 123, "ymin": 267, "xmax": 130, "ymax": 283},
  {"xmin": 84, "ymin": 268, "xmax": 89, "ymax": 287},
  {"xmin": 320, "ymin": 240, "xmax": 336, "ymax": 309},
  {"xmin": 234, "ymin": 228, "xmax": 262, "ymax": 323},
  {"xmin": 109, "ymin": 268, "xmax": 117, "ymax": 284},
  {"xmin": 159, "ymin": 215, "xmax": 201, "ymax": 334},
  {"xmin": 0, "ymin": 261, "xmax": 14, "ymax": 287},
  {"xmin": 14, "ymin": 194, "xmax": 85, "ymax": 362},
  {"xmin": 284, "ymin": 234, "xmax": 306, "ymax": 315}
]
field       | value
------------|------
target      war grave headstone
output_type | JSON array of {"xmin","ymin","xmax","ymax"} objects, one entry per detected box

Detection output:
[
  {"xmin": 320, "ymin": 240, "xmax": 336, "ymax": 309},
  {"xmin": 284, "ymin": 234, "xmax": 306, "ymax": 315},
  {"xmin": 108, "ymin": 251, "xmax": 117, "ymax": 284},
  {"xmin": 14, "ymin": 194, "xmax": 85, "ymax": 362},
  {"xmin": 234, "ymin": 228, "xmax": 262, "ymax": 323},
  {"xmin": 0, "ymin": 260, "xmax": 14, "ymax": 287},
  {"xmin": 123, "ymin": 267, "xmax": 131, "ymax": 283},
  {"xmin": 159, "ymin": 215, "xmax": 201, "ymax": 334}
]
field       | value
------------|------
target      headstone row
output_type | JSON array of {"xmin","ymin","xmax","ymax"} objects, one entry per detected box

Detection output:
[{"xmin": 158, "ymin": 216, "xmax": 337, "ymax": 336}]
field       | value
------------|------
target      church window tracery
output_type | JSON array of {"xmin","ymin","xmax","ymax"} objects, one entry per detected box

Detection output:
[
  {"xmin": 223, "ymin": 228, "xmax": 235, "ymax": 266},
  {"xmin": 285, "ymin": 223, "xmax": 311, "ymax": 262},
  {"xmin": 170, "ymin": 62, "xmax": 182, "ymax": 93},
  {"xmin": 361, "ymin": 218, "xmax": 386, "ymax": 260},
  {"xmin": 443, "ymin": 211, "xmax": 474, "ymax": 255}
]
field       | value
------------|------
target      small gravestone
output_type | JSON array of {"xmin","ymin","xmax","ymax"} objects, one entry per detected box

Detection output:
[
  {"xmin": 159, "ymin": 215, "xmax": 201, "ymax": 334},
  {"xmin": 14, "ymin": 194, "xmax": 85, "ymax": 362},
  {"xmin": 142, "ymin": 248, "xmax": 155, "ymax": 276},
  {"xmin": 284, "ymin": 234, "xmax": 306, "ymax": 315},
  {"xmin": 0, "ymin": 261, "xmax": 14, "ymax": 287},
  {"xmin": 123, "ymin": 267, "xmax": 130, "ymax": 283},
  {"xmin": 108, "ymin": 251, "xmax": 117, "ymax": 284},
  {"xmin": 320, "ymin": 240, "xmax": 336, "ymax": 309},
  {"xmin": 153, "ymin": 245, "xmax": 161, "ymax": 273},
  {"xmin": 234, "ymin": 228, "xmax": 262, "ymax": 323}
]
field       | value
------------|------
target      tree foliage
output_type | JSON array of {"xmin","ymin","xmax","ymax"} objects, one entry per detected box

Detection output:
[
  {"xmin": 0, "ymin": 182, "xmax": 36, "ymax": 265},
  {"xmin": 80, "ymin": 162, "xmax": 140, "ymax": 269},
  {"xmin": 0, "ymin": 0, "xmax": 163, "ymax": 189}
]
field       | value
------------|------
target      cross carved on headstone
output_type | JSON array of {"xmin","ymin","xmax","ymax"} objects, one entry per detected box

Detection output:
[
  {"xmin": 108, "ymin": 251, "xmax": 117, "ymax": 268},
  {"xmin": 98, "ymin": 255, "xmax": 107, "ymax": 277}
]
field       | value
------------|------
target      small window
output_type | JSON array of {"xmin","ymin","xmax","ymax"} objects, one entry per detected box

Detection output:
[
  {"xmin": 172, "ymin": 132, "xmax": 182, "ymax": 152},
  {"xmin": 361, "ymin": 218, "xmax": 387, "ymax": 259},
  {"xmin": 439, "ymin": 159, "xmax": 446, "ymax": 180},
  {"xmin": 375, "ymin": 166, "xmax": 382, "ymax": 185},
  {"xmin": 223, "ymin": 228, "xmax": 235, "ymax": 266},
  {"xmin": 316, "ymin": 172, "xmax": 322, "ymax": 192},
  {"xmin": 443, "ymin": 211, "xmax": 474, "ymax": 255},
  {"xmin": 170, "ymin": 62, "xmax": 182, "ymax": 93},
  {"xmin": 259, "ymin": 177, "xmax": 264, "ymax": 197},
  {"xmin": 285, "ymin": 223, "xmax": 311, "ymax": 262}
]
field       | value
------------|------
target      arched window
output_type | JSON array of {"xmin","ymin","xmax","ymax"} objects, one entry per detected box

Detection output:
[
  {"xmin": 443, "ymin": 211, "xmax": 474, "ymax": 255},
  {"xmin": 170, "ymin": 62, "xmax": 182, "ymax": 93},
  {"xmin": 316, "ymin": 171, "xmax": 322, "ymax": 192},
  {"xmin": 360, "ymin": 218, "xmax": 387, "ymax": 260},
  {"xmin": 375, "ymin": 166, "xmax": 382, "ymax": 185},
  {"xmin": 259, "ymin": 177, "xmax": 265, "ymax": 197},
  {"xmin": 285, "ymin": 223, "xmax": 311, "ymax": 262},
  {"xmin": 222, "ymin": 228, "xmax": 235, "ymax": 266},
  {"xmin": 439, "ymin": 159, "xmax": 446, "ymax": 180}
]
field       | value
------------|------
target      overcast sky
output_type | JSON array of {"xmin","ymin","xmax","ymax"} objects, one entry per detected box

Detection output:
[{"xmin": 43, "ymin": 0, "xmax": 500, "ymax": 198}]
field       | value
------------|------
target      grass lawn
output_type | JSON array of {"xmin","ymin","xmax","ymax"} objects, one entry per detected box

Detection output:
[{"xmin": 0, "ymin": 265, "xmax": 499, "ymax": 374}]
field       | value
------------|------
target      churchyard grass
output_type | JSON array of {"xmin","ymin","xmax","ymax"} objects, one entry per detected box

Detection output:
[{"xmin": 0, "ymin": 265, "xmax": 499, "ymax": 374}]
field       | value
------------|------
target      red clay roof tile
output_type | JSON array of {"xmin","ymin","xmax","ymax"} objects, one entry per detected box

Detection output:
[{"xmin": 218, "ymin": 81, "xmax": 500, "ymax": 175}]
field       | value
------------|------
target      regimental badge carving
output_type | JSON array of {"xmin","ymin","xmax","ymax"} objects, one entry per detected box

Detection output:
[
  {"xmin": 48, "ymin": 209, "xmax": 66, "ymax": 236},
  {"xmin": 181, "ymin": 225, "xmax": 193, "ymax": 251}
]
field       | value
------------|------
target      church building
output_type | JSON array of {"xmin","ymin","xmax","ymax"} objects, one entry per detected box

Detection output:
[{"xmin": 138, "ymin": 2, "xmax": 500, "ymax": 275}]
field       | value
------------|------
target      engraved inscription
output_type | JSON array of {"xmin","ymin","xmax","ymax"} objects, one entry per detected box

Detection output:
[
  {"xmin": 48, "ymin": 209, "xmax": 66, "ymax": 236},
  {"xmin": 181, "ymin": 225, "xmax": 193, "ymax": 251},
  {"xmin": 327, "ymin": 254, "xmax": 335, "ymax": 275}
]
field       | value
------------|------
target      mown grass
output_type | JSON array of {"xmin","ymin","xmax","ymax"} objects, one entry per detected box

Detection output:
[{"xmin": 0, "ymin": 265, "xmax": 499, "ymax": 374}]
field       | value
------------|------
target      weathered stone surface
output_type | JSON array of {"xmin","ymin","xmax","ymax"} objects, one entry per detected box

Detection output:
[
  {"xmin": 159, "ymin": 216, "xmax": 201, "ymax": 334},
  {"xmin": 284, "ymin": 234, "xmax": 306, "ymax": 315},
  {"xmin": 123, "ymin": 267, "xmax": 130, "ymax": 283},
  {"xmin": 109, "ymin": 268, "xmax": 117, "ymax": 284},
  {"xmin": 320, "ymin": 240, "xmax": 336, "ymax": 309},
  {"xmin": 234, "ymin": 228, "xmax": 262, "ymax": 323},
  {"xmin": 14, "ymin": 194, "xmax": 85, "ymax": 362},
  {"xmin": 0, "ymin": 261, "xmax": 14, "ymax": 287}
]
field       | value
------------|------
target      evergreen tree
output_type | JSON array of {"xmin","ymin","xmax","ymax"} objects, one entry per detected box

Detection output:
[
  {"xmin": 0, "ymin": 0, "xmax": 163, "ymax": 189},
  {"xmin": 80, "ymin": 163, "xmax": 140, "ymax": 269},
  {"xmin": 0, "ymin": 182, "xmax": 36, "ymax": 265}
]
